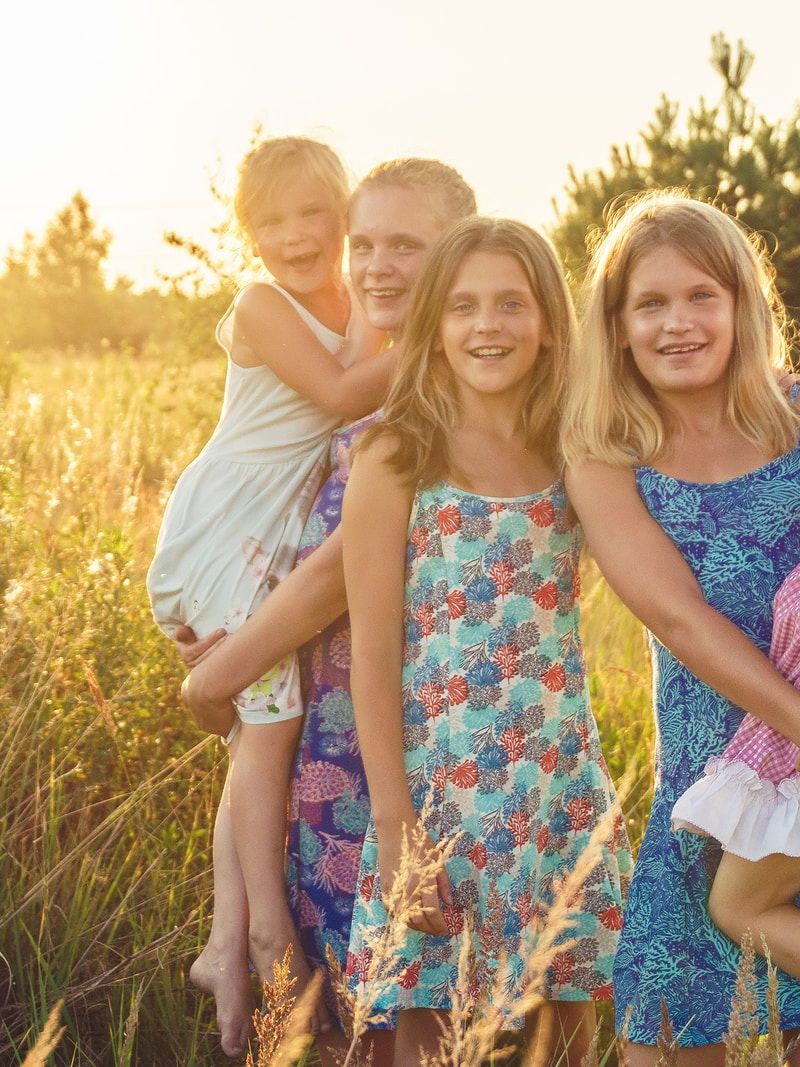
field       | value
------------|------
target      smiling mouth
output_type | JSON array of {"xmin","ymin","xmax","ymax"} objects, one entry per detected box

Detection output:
[
  {"xmin": 469, "ymin": 346, "xmax": 512, "ymax": 359},
  {"xmin": 366, "ymin": 288, "xmax": 404, "ymax": 298},
  {"xmin": 287, "ymin": 252, "xmax": 318, "ymax": 269},
  {"xmin": 658, "ymin": 342, "xmax": 705, "ymax": 355}
]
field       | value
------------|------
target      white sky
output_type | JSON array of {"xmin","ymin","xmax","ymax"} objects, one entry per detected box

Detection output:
[{"xmin": 2, "ymin": 0, "xmax": 798, "ymax": 290}]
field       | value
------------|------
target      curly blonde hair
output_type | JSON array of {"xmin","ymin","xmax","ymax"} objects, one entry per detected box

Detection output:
[{"xmin": 234, "ymin": 136, "xmax": 350, "ymax": 238}]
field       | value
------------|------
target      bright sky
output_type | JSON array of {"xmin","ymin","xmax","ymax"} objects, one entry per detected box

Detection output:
[{"xmin": 3, "ymin": 0, "xmax": 798, "ymax": 290}]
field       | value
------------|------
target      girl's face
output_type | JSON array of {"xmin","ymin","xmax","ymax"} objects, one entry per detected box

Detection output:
[
  {"xmin": 618, "ymin": 244, "xmax": 736, "ymax": 400},
  {"xmin": 348, "ymin": 185, "xmax": 445, "ymax": 333},
  {"xmin": 437, "ymin": 249, "xmax": 550, "ymax": 405},
  {"xmin": 250, "ymin": 174, "xmax": 345, "ymax": 296}
]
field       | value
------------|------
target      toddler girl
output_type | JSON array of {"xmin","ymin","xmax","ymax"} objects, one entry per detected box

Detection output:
[{"xmin": 147, "ymin": 136, "xmax": 391, "ymax": 1051}]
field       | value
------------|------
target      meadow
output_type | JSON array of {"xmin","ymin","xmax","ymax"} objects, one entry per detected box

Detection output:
[{"xmin": 1, "ymin": 345, "xmax": 661, "ymax": 1065}]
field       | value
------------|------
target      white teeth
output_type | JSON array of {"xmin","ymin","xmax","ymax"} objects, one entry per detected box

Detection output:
[
  {"xmin": 660, "ymin": 343, "xmax": 703, "ymax": 354},
  {"xmin": 368, "ymin": 289, "xmax": 403, "ymax": 297},
  {"xmin": 471, "ymin": 347, "xmax": 509, "ymax": 357}
]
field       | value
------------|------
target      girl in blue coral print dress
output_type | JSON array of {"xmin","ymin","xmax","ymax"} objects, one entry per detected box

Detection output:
[
  {"xmin": 343, "ymin": 217, "xmax": 631, "ymax": 1067},
  {"xmin": 564, "ymin": 191, "xmax": 800, "ymax": 1065}
]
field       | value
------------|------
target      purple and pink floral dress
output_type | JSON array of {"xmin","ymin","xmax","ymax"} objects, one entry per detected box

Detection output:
[{"xmin": 286, "ymin": 417, "xmax": 379, "ymax": 1023}]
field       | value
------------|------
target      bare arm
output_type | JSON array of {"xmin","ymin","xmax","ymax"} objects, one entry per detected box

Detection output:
[
  {"xmin": 343, "ymin": 442, "xmax": 451, "ymax": 934},
  {"xmin": 566, "ymin": 461, "xmax": 800, "ymax": 746},
  {"xmin": 235, "ymin": 285, "xmax": 395, "ymax": 419},
  {"xmin": 181, "ymin": 530, "xmax": 347, "ymax": 734}
]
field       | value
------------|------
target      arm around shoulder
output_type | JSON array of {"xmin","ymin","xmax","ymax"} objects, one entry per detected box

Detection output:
[
  {"xmin": 566, "ymin": 459, "xmax": 800, "ymax": 744},
  {"xmin": 343, "ymin": 437, "xmax": 417, "ymax": 829}
]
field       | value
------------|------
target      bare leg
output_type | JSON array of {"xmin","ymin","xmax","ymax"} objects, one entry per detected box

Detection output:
[
  {"xmin": 524, "ymin": 1002, "xmax": 596, "ymax": 1067},
  {"xmin": 622, "ymin": 1043, "xmax": 726, "ymax": 1066},
  {"xmin": 189, "ymin": 761, "xmax": 255, "ymax": 1057},
  {"xmin": 709, "ymin": 851, "xmax": 800, "ymax": 978},
  {"xmin": 316, "ymin": 1027, "xmax": 395, "ymax": 1067},
  {"xmin": 393, "ymin": 1008, "xmax": 447, "ymax": 1066},
  {"xmin": 228, "ymin": 719, "xmax": 330, "ymax": 1032}
]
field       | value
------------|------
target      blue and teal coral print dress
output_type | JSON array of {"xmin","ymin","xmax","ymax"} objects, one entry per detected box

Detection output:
[
  {"xmin": 347, "ymin": 481, "xmax": 632, "ymax": 1024},
  {"xmin": 614, "ymin": 445, "xmax": 800, "ymax": 1045}
]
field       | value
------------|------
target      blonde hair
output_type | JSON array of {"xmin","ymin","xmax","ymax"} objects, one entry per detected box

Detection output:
[
  {"xmin": 365, "ymin": 216, "xmax": 575, "ymax": 487},
  {"xmin": 234, "ymin": 136, "xmax": 350, "ymax": 238},
  {"xmin": 352, "ymin": 158, "xmax": 477, "ymax": 229},
  {"xmin": 563, "ymin": 189, "xmax": 797, "ymax": 467}
]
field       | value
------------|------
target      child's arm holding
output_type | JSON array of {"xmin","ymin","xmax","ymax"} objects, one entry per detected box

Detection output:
[
  {"xmin": 567, "ymin": 461, "xmax": 800, "ymax": 744},
  {"xmin": 180, "ymin": 530, "xmax": 348, "ymax": 735},
  {"xmin": 343, "ymin": 441, "xmax": 452, "ymax": 936},
  {"xmin": 235, "ymin": 285, "xmax": 395, "ymax": 419}
]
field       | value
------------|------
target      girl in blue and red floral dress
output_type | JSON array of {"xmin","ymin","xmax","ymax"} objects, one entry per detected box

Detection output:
[{"xmin": 342, "ymin": 217, "xmax": 631, "ymax": 1066}]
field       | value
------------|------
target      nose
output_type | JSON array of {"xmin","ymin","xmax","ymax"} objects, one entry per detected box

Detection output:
[
  {"xmin": 365, "ymin": 248, "xmax": 393, "ymax": 279},
  {"xmin": 474, "ymin": 308, "xmax": 502, "ymax": 334},
  {"xmin": 282, "ymin": 216, "xmax": 309, "ymax": 246},
  {"xmin": 663, "ymin": 301, "xmax": 693, "ymax": 333}
]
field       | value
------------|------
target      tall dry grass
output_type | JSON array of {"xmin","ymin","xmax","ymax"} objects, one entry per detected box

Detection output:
[{"xmin": 3, "ymin": 347, "xmax": 781, "ymax": 1066}]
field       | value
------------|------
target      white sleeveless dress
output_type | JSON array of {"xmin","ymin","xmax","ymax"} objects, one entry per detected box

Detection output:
[{"xmin": 147, "ymin": 282, "xmax": 350, "ymax": 722}]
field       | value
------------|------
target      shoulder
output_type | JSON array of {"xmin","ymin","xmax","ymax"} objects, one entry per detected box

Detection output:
[
  {"xmin": 350, "ymin": 430, "xmax": 405, "ymax": 485},
  {"xmin": 234, "ymin": 281, "xmax": 296, "ymax": 323},
  {"xmin": 565, "ymin": 458, "xmax": 637, "ymax": 497}
]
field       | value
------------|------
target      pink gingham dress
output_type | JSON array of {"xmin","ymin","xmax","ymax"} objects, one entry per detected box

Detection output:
[{"xmin": 672, "ymin": 562, "xmax": 800, "ymax": 858}]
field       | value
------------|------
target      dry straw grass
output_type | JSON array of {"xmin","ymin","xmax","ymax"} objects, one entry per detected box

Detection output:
[{"xmin": 2, "ymin": 348, "xmax": 791, "ymax": 1066}]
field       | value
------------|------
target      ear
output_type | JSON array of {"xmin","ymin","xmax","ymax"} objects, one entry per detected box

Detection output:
[
  {"xmin": 614, "ymin": 316, "xmax": 629, "ymax": 350},
  {"xmin": 433, "ymin": 334, "xmax": 444, "ymax": 354}
]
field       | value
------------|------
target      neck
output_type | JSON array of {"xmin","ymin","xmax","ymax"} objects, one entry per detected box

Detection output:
[
  {"xmin": 656, "ymin": 383, "xmax": 729, "ymax": 439},
  {"xmin": 456, "ymin": 391, "xmax": 527, "ymax": 441},
  {"xmin": 281, "ymin": 272, "xmax": 349, "ymax": 332}
]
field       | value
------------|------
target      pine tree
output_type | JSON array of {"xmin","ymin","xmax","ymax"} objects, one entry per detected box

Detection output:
[{"xmin": 549, "ymin": 34, "xmax": 800, "ymax": 321}]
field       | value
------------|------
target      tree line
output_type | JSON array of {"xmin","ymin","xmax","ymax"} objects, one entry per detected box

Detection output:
[{"xmin": 2, "ymin": 35, "xmax": 798, "ymax": 355}]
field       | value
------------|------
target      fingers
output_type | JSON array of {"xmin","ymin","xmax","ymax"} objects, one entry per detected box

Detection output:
[
  {"xmin": 175, "ymin": 628, "xmax": 227, "ymax": 667},
  {"xmin": 436, "ymin": 866, "xmax": 454, "ymax": 907},
  {"xmin": 173, "ymin": 625, "xmax": 197, "ymax": 643},
  {"xmin": 407, "ymin": 889, "xmax": 449, "ymax": 936}
]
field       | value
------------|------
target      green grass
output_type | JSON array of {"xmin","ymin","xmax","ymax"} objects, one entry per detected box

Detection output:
[{"xmin": 0, "ymin": 348, "xmax": 652, "ymax": 1065}]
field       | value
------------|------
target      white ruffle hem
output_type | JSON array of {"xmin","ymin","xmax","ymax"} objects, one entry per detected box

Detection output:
[{"xmin": 671, "ymin": 756, "xmax": 800, "ymax": 859}]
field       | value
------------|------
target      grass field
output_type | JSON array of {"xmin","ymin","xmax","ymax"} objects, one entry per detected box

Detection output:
[{"xmin": 0, "ymin": 348, "xmax": 656, "ymax": 1065}]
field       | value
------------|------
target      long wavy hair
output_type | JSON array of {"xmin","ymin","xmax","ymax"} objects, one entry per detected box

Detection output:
[
  {"xmin": 562, "ymin": 189, "xmax": 797, "ymax": 467},
  {"xmin": 363, "ymin": 216, "xmax": 576, "ymax": 487}
]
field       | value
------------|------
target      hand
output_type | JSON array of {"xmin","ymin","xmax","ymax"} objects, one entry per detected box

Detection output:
[
  {"xmin": 378, "ymin": 826, "xmax": 454, "ymax": 937},
  {"xmin": 180, "ymin": 670, "xmax": 237, "ymax": 737},
  {"xmin": 174, "ymin": 624, "xmax": 227, "ymax": 668},
  {"xmin": 346, "ymin": 295, "xmax": 386, "ymax": 359},
  {"xmin": 778, "ymin": 370, "xmax": 800, "ymax": 393}
]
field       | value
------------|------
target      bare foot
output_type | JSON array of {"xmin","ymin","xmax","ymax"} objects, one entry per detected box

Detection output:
[
  {"xmin": 190, "ymin": 946, "xmax": 255, "ymax": 1057},
  {"xmin": 248, "ymin": 925, "xmax": 332, "ymax": 1036}
]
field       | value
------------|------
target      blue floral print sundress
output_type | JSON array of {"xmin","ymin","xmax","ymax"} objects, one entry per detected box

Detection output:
[
  {"xmin": 614, "ymin": 444, "xmax": 800, "ymax": 1045},
  {"xmin": 286, "ymin": 415, "xmax": 381, "ymax": 1025},
  {"xmin": 346, "ymin": 480, "xmax": 632, "ymax": 1025}
]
